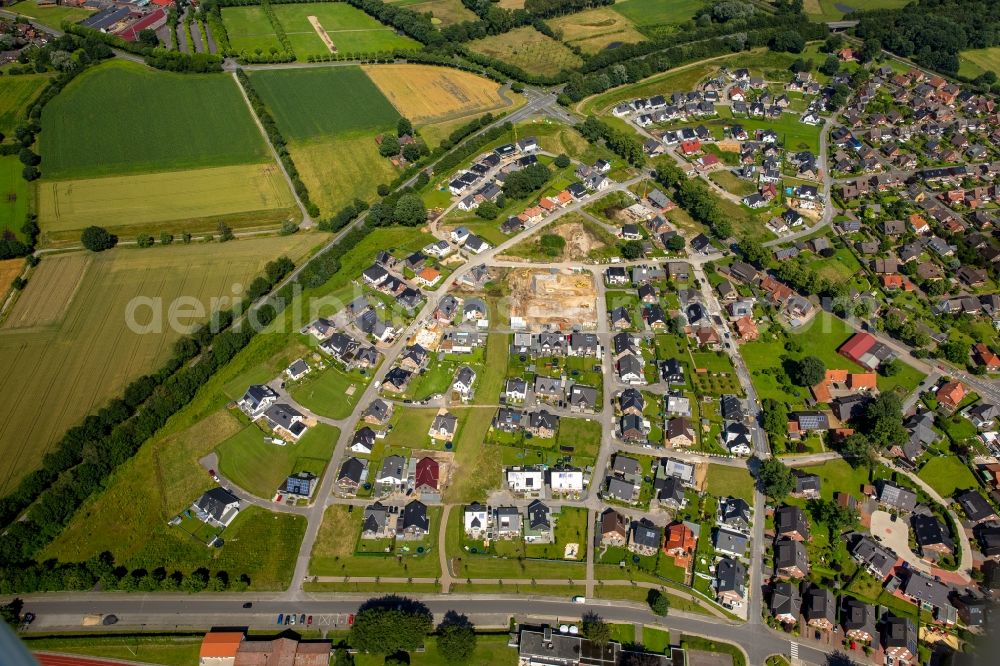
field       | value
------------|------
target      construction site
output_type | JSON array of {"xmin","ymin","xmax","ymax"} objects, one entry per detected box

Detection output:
[{"xmin": 506, "ymin": 268, "xmax": 598, "ymax": 330}]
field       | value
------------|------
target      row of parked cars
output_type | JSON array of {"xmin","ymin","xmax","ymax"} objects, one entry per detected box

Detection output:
[{"xmin": 277, "ymin": 613, "xmax": 311, "ymax": 626}]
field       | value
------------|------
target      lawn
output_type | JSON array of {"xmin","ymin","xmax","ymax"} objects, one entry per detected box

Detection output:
[
  {"xmin": 468, "ymin": 27, "xmax": 583, "ymax": 78},
  {"xmin": 704, "ymin": 464, "xmax": 755, "ymax": 502},
  {"xmin": 643, "ymin": 627, "xmax": 671, "ymax": 653},
  {"xmin": 216, "ymin": 422, "xmax": 339, "ymax": 498},
  {"xmin": 556, "ymin": 418, "xmax": 603, "ymax": 461},
  {"xmin": 220, "ymin": 6, "xmax": 283, "ymax": 55},
  {"xmin": 23, "ymin": 635, "xmax": 201, "ymax": 666},
  {"xmin": 612, "ymin": 0, "xmax": 704, "ymax": 26},
  {"xmin": 444, "ymin": 408, "xmax": 503, "ymax": 502},
  {"xmin": 350, "ymin": 635, "xmax": 517, "ymax": 665},
  {"xmin": 474, "ymin": 333, "xmax": 510, "ymax": 405},
  {"xmin": 247, "ymin": 67, "xmax": 400, "ymax": 140},
  {"xmin": 290, "ymin": 363, "xmax": 375, "ymax": 419},
  {"xmin": 549, "ymin": 7, "xmax": 646, "ymax": 54},
  {"xmin": 311, "ymin": 504, "xmax": 442, "ymax": 578},
  {"xmin": 387, "ymin": 0, "xmax": 477, "ymax": 26},
  {"xmin": 0, "ymin": 234, "xmax": 322, "ymax": 496},
  {"xmin": 917, "ymin": 456, "xmax": 979, "ymax": 498},
  {"xmin": 792, "ymin": 458, "xmax": 873, "ymax": 502},
  {"xmin": 958, "ymin": 46, "xmax": 1000, "ymax": 78},
  {"xmin": 0, "ymin": 155, "xmax": 29, "ymax": 240},
  {"xmin": 0, "ymin": 73, "xmax": 48, "ymax": 134},
  {"xmin": 803, "ymin": 0, "xmax": 911, "ymax": 22},
  {"xmin": 7, "ymin": 0, "xmax": 93, "ymax": 30},
  {"xmin": 40, "ymin": 61, "xmax": 268, "ymax": 179},
  {"xmin": 708, "ymin": 170, "xmax": 755, "ymax": 197}
]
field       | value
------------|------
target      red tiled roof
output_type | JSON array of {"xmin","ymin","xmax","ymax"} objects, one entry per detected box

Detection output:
[{"xmin": 415, "ymin": 456, "xmax": 439, "ymax": 490}]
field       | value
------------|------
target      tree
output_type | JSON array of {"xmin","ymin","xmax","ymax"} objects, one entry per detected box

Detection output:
[
  {"xmin": 758, "ymin": 457, "xmax": 795, "ymax": 499},
  {"xmin": 791, "ymin": 356, "xmax": 826, "ymax": 386},
  {"xmin": 333, "ymin": 648, "xmax": 355, "ymax": 666},
  {"xmin": 402, "ymin": 143, "xmax": 421, "ymax": 163},
  {"xmin": 475, "ymin": 201, "xmax": 499, "ymax": 220},
  {"xmin": 860, "ymin": 38, "xmax": 882, "ymax": 64},
  {"xmin": 540, "ymin": 234, "xmax": 566, "ymax": 257},
  {"xmin": 620, "ymin": 240, "xmax": 643, "ymax": 260},
  {"xmin": 736, "ymin": 237, "xmax": 769, "ymax": 267},
  {"xmin": 941, "ymin": 340, "xmax": 970, "ymax": 365},
  {"xmin": 839, "ymin": 433, "xmax": 876, "ymax": 469},
  {"xmin": 136, "ymin": 234, "xmax": 155, "ymax": 248},
  {"xmin": 436, "ymin": 611, "xmax": 476, "ymax": 663},
  {"xmin": 21, "ymin": 165, "xmax": 40, "ymax": 181},
  {"xmin": 646, "ymin": 589, "xmax": 670, "ymax": 616},
  {"xmin": 18, "ymin": 148, "xmax": 40, "ymax": 167},
  {"xmin": 771, "ymin": 30, "xmax": 805, "ymax": 54},
  {"xmin": 761, "ymin": 398, "xmax": 788, "ymax": 439},
  {"xmin": 819, "ymin": 55, "xmax": 840, "ymax": 76},
  {"xmin": 554, "ymin": 153, "xmax": 571, "ymax": 168},
  {"xmin": 581, "ymin": 612, "xmax": 612, "ymax": 647},
  {"xmin": 665, "ymin": 235, "xmax": 685, "ymax": 251},
  {"xmin": 880, "ymin": 359, "xmax": 901, "ymax": 377},
  {"xmin": 398, "ymin": 118, "xmax": 413, "ymax": 137},
  {"xmin": 379, "ymin": 135, "xmax": 401, "ymax": 157},
  {"xmin": 0, "ymin": 598, "xmax": 22, "ymax": 627},
  {"xmin": 81, "ymin": 226, "xmax": 118, "ymax": 252},
  {"xmin": 393, "ymin": 194, "xmax": 427, "ymax": 227},
  {"xmin": 809, "ymin": 499, "xmax": 858, "ymax": 537},
  {"xmin": 350, "ymin": 596, "xmax": 433, "ymax": 654},
  {"xmin": 137, "ymin": 28, "xmax": 159, "ymax": 47},
  {"xmin": 160, "ymin": 232, "xmax": 174, "ymax": 245},
  {"xmin": 217, "ymin": 222, "xmax": 235, "ymax": 242},
  {"xmin": 864, "ymin": 392, "xmax": 906, "ymax": 449}
]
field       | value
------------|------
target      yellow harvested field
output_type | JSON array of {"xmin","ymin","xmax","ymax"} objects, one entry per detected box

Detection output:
[
  {"xmin": 363, "ymin": 64, "xmax": 510, "ymax": 123},
  {"xmin": 292, "ymin": 135, "xmax": 399, "ymax": 214},
  {"xmin": 38, "ymin": 163, "xmax": 298, "ymax": 240},
  {"xmin": 0, "ymin": 234, "xmax": 323, "ymax": 494},
  {"xmin": 0, "ymin": 258, "xmax": 24, "ymax": 298},
  {"xmin": 549, "ymin": 7, "xmax": 646, "ymax": 54},
  {"xmin": 497, "ymin": 0, "xmax": 524, "ymax": 7},
  {"xmin": 2, "ymin": 253, "xmax": 89, "ymax": 329}
]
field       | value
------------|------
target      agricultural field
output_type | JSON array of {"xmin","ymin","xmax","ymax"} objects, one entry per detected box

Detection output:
[
  {"xmin": 469, "ymin": 27, "xmax": 583, "ymax": 78},
  {"xmin": 40, "ymin": 61, "xmax": 269, "ymax": 179},
  {"xmin": 0, "ymin": 234, "xmax": 322, "ymax": 495},
  {"xmin": 222, "ymin": 3, "xmax": 420, "ymax": 58},
  {"xmin": 0, "ymin": 258, "xmax": 23, "ymax": 297},
  {"xmin": 386, "ymin": 0, "xmax": 477, "ymax": 26},
  {"xmin": 579, "ymin": 61, "xmax": 718, "ymax": 115},
  {"xmin": 8, "ymin": 0, "xmax": 93, "ymax": 30},
  {"xmin": 363, "ymin": 64, "xmax": 512, "ymax": 124},
  {"xmin": 959, "ymin": 47, "xmax": 1000, "ymax": 78},
  {"xmin": 38, "ymin": 164, "xmax": 298, "ymax": 242},
  {"xmin": 549, "ymin": 7, "xmax": 646, "ymax": 54},
  {"xmin": 0, "ymin": 73, "xmax": 49, "ymax": 134},
  {"xmin": 611, "ymin": 0, "xmax": 705, "ymax": 27},
  {"xmin": 0, "ymin": 155, "xmax": 29, "ymax": 240},
  {"xmin": 802, "ymin": 0, "xmax": 910, "ymax": 22},
  {"xmin": 248, "ymin": 66, "xmax": 403, "ymax": 213}
]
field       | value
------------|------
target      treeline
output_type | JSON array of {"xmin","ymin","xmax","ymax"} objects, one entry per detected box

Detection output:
[
  {"xmin": 0, "ymin": 256, "xmax": 297, "ymax": 569},
  {"xmin": 577, "ymin": 116, "xmax": 644, "ymax": 166},
  {"xmin": 0, "ymin": 552, "xmax": 251, "ymax": 595},
  {"xmin": 853, "ymin": 0, "xmax": 1000, "ymax": 77},
  {"xmin": 563, "ymin": 19, "xmax": 827, "ymax": 100},
  {"xmin": 216, "ymin": 0, "xmax": 444, "ymax": 46},
  {"xmin": 62, "ymin": 24, "xmax": 223, "ymax": 72},
  {"xmin": 259, "ymin": 0, "xmax": 295, "ymax": 59},
  {"xmin": 435, "ymin": 120, "xmax": 513, "ymax": 176},
  {"xmin": 236, "ymin": 69, "xmax": 319, "ymax": 217},
  {"xmin": 201, "ymin": 0, "xmax": 232, "ymax": 53},
  {"xmin": 654, "ymin": 162, "xmax": 732, "ymax": 240}
]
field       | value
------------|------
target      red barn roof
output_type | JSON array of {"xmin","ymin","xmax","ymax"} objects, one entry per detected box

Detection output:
[
  {"xmin": 415, "ymin": 457, "xmax": 439, "ymax": 491},
  {"xmin": 839, "ymin": 332, "xmax": 877, "ymax": 364}
]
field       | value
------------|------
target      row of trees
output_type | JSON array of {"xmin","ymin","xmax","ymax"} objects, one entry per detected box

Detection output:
[
  {"xmin": 63, "ymin": 24, "xmax": 223, "ymax": 73},
  {"xmin": 654, "ymin": 163, "xmax": 732, "ymax": 239}
]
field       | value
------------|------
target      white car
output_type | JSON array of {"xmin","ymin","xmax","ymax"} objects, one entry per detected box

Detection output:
[{"xmin": 572, "ymin": 596, "xmax": 586, "ymax": 604}]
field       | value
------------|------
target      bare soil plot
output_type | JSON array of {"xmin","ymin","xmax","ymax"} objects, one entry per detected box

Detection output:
[
  {"xmin": 506, "ymin": 268, "xmax": 598, "ymax": 329},
  {"xmin": 0, "ymin": 258, "xmax": 24, "ymax": 299},
  {"xmin": 363, "ymin": 64, "xmax": 510, "ymax": 124}
]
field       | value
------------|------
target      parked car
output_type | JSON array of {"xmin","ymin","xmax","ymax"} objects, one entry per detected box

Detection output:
[
  {"xmin": 572, "ymin": 596, "xmax": 586, "ymax": 604},
  {"xmin": 299, "ymin": 614, "xmax": 306, "ymax": 625},
  {"xmin": 277, "ymin": 613, "xmax": 284, "ymax": 625},
  {"xmin": 307, "ymin": 615, "xmax": 313, "ymax": 626}
]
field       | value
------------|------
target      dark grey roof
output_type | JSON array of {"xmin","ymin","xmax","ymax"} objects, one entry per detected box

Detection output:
[
  {"xmin": 195, "ymin": 487, "xmax": 239, "ymax": 521},
  {"xmin": 401, "ymin": 500, "xmax": 429, "ymax": 532},
  {"xmin": 776, "ymin": 506, "xmax": 810, "ymax": 540},
  {"xmin": 631, "ymin": 519, "xmax": 662, "ymax": 548}
]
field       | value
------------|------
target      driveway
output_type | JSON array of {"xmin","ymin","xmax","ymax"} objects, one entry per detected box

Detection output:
[{"xmin": 868, "ymin": 510, "xmax": 932, "ymax": 575}]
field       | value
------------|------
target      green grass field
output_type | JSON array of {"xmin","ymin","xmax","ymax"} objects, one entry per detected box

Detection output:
[
  {"xmin": 0, "ymin": 234, "xmax": 322, "ymax": 496},
  {"xmin": 387, "ymin": 0, "xmax": 477, "ymax": 26},
  {"xmin": 0, "ymin": 73, "xmax": 49, "ymax": 134},
  {"xmin": 223, "ymin": 3, "xmax": 420, "ymax": 58},
  {"xmin": 0, "ymin": 156, "xmax": 29, "ymax": 240},
  {"xmin": 290, "ymin": 363, "xmax": 376, "ymax": 419},
  {"xmin": 24, "ymin": 635, "xmax": 201, "ymax": 666},
  {"xmin": 8, "ymin": 0, "xmax": 93, "ymax": 29},
  {"xmin": 803, "ymin": 0, "xmax": 911, "ymax": 22},
  {"xmin": 216, "ymin": 423, "xmax": 339, "ymax": 498},
  {"xmin": 611, "ymin": 0, "xmax": 705, "ymax": 26},
  {"xmin": 917, "ymin": 456, "xmax": 979, "ymax": 498},
  {"xmin": 958, "ymin": 47, "xmax": 1000, "ymax": 78},
  {"xmin": 247, "ymin": 67, "xmax": 401, "ymax": 213},
  {"xmin": 40, "ymin": 61, "xmax": 268, "ymax": 179},
  {"xmin": 469, "ymin": 26, "xmax": 583, "ymax": 78},
  {"xmin": 704, "ymin": 464, "xmax": 755, "ymax": 502}
]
